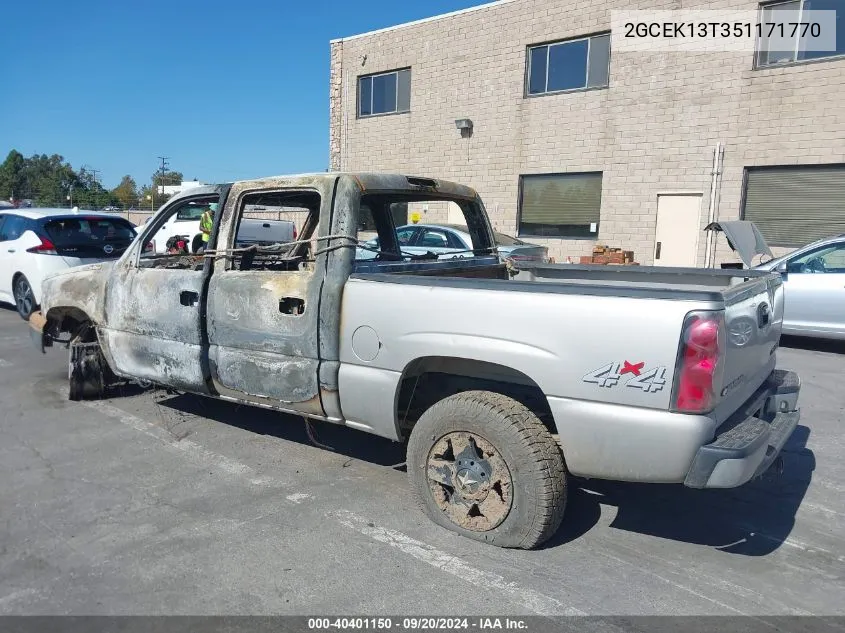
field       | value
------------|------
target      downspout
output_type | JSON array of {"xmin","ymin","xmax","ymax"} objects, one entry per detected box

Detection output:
[
  {"xmin": 704, "ymin": 142, "xmax": 723, "ymax": 267},
  {"xmin": 710, "ymin": 144, "xmax": 724, "ymax": 267}
]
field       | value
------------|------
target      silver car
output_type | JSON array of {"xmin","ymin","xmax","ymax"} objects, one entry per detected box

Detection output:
[
  {"xmin": 755, "ymin": 234, "xmax": 845, "ymax": 340},
  {"xmin": 360, "ymin": 223, "xmax": 549, "ymax": 262}
]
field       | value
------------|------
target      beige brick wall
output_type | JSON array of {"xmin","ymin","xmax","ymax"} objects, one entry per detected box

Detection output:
[{"xmin": 329, "ymin": 0, "xmax": 845, "ymax": 265}]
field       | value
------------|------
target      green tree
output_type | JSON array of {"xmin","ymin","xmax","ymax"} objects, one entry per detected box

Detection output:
[
  {"xmin": 136, "ymin": 167, "xmax": 182, "ymax": 211},
  {"xmin": 0, "ymin": 150, "xmax": 26, "ymax": 202},
  {"xmin": 112, "ymin": 175, "xmax": 138, "ymax": 209},
  {"xmin": 0, "ymin": 150, "xmax": 127, "ymax": 208},
  {"xmin": 153, "ymin": 169, "xmax": 183, "ymax": 192},
  {"xmin": 21, "ymin": 154, "xmax": 79, "ymax": 206},
  {"xmin": 138, "ymin": 184, "xmax": 171, "ymax": 211},
  {"xmin": 74, "ymin": 167, "xmax": 117, "ymax": 209}
]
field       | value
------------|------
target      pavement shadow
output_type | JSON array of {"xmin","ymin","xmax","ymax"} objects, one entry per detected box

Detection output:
[
  {"xmin": 119, "ymin": 387, "xmax": 814, "ymax": 556},
  {"xmin": 544, "ymin": 424, "xmax": 815, "ymax": 555},
  {"xmin": 150, "ymin": 391, "xmax": 408, "ymax": 469},
  {"xmin": 780, "ymin": 335, "xmax": 845, "ymax": 354}
]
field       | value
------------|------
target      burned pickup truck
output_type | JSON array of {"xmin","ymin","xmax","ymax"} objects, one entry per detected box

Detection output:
[{"xmin": 29, "ymin": 173, "xmax": 801, "ymax": 549}]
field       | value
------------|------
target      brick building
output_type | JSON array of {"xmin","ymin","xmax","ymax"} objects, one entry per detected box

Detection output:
[{"xmin": 328, "ymin": 0, "xmax": 845, "ymax": 265}]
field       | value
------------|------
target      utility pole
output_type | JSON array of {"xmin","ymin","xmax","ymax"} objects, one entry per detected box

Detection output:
[
  {"xmin": 90, "ymin": 168, "xmax": 101, "ymax": 208},
  {"xmin": 157, "ymin": 156, "xmax": 170, "ymax": 197}
]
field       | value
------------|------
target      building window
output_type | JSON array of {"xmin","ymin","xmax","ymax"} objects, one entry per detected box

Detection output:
[
  {"xmin": 742, "ymin": 164, "xmax": 845, "ymax": 247},
  {"xmin": 527, "ymin": 34, "xmax": 610, "ymax": 95},
  {"xmin": 358, "ymin": 68, "xmax": 411, "ymax": 117},
  {"xmin": 518, "ymin": 172, "xmax": 603, "ymax": 238},
  {"xmin": 756, "ymin": 0, "xmax": 845, "ymax": 66}
]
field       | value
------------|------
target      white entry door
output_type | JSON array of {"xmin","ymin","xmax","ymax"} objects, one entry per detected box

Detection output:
[{"xmin": 654, "ymin": 194, "xmax": 702, "ymax": 267}]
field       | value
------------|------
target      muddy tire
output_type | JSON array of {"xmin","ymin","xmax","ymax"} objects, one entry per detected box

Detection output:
[{"xmin": 407, "ymin": 390, "xmax": 567, "ymax": 549}]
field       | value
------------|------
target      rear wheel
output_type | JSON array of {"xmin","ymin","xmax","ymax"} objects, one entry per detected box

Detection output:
[
  {"xmin": 13, "ymin": 275, "xmax": 36, "ymax": 320},
  {"xmin": 407, "ymin": 390, "xmax": 567, "ymax": 549}
]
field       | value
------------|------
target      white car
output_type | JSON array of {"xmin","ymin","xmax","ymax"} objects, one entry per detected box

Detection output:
[
  {"xmin": 0, "ymin": 208, "xmax": 137, "ymax": 319},
  {"xmin": 356, "ymin": 223, "xmax": 549, "ymax": 262},
  {"xmin": 754, "ymin": 233, "xmax": 845, "ymax": 340}
]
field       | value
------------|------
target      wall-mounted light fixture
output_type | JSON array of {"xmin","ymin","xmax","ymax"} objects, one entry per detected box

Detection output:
[{"xmin": 455, "ymin": 118, "xmax": 473, "ymax": 138}]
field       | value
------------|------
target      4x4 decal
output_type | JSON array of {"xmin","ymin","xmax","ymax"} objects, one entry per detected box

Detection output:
[{"xmin": 583, "ymin": 361, "xmax": 667, "ymax": 393}]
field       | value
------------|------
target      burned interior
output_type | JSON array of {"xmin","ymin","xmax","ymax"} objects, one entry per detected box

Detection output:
[
  {"xmin": 222, "ymin": 190, "xmax": 320, "ymax": 273},
  {"xmin": 139, "ymin": 194, "xmax": 219, "ymax": 270}
]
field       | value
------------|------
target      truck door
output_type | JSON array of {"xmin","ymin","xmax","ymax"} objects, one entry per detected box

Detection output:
[
  {"xmin": 205, "ymin": 178, "xmax": 335, "ymax": 417},
  {"xmin": 101, "ymin": 190, "xmax": 225, "ymax": 392}
]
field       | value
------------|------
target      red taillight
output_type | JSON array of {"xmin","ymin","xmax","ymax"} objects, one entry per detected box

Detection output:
[
  {"xmin": 673, "ymin": 312, "xmax": 724, "ymax": 413},
  {"xmin": 27, "ymin": 237, "xmax": 57, "ymax": 254}
]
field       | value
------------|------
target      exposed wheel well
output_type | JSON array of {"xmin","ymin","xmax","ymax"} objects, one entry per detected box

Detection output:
[
  {"xmin": 45, "ymin": 307, "xmax": 97, "ymax": 342},
  {"xmin": 395, "ymin": 357, "xmax": 556, "ymax": 439}
]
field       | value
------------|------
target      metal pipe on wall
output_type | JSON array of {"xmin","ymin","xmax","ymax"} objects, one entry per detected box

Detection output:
[
  {"xmin": 704, "ymin": 142, "xmax": 723, "ymax": 267},
  {"xmin": 710, "ymin": 144, "xmax": 725, "ymax": 267}
]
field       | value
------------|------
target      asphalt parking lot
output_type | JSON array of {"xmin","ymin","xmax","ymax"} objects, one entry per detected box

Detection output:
[{"xmin": 0, "ymin": 306, "xmax": 843, "ymax": 616}]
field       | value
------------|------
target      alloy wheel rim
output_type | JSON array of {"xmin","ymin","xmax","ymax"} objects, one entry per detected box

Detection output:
[
  {"xmin": 15, "ymin": 279, "xmax": 33, "ymax": 315},
  {"xmin": 426, "ymin": 431, "xmax": 513, "ymax": 531}
]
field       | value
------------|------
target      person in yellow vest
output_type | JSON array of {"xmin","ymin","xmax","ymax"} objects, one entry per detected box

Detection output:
[{"xmin": 198, "ymin": 203, "xmax": 217, "ymax": 252}]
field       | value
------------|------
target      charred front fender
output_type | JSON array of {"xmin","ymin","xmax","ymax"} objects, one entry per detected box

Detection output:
[{"xmin": 39, "ymin": 261, "xmax": 115, "ymax": 326}]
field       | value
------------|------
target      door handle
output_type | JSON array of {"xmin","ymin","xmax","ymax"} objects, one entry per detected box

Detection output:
[
  {"xmin": 655, "ymin": 242, "xmax": 662, "ymax": 260},
  {"xmin": 7, "ymin": 249, "xmax": 15, "ymax": 253},
  {"xmin": 180, "ymin": 290, "xmax": 199, "ymax": 307}
]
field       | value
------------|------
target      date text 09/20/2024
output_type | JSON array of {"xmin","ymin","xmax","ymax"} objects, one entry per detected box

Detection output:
[{"xmin": 308, "ymin": 618, "xmax": 529, "ymax": 631}]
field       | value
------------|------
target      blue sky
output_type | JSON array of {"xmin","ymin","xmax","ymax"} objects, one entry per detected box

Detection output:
[{"xmin": 1, "ymin": 0, "xmax": 489, "ymax": 189}]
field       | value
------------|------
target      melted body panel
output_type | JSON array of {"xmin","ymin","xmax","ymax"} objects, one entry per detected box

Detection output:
[
  {"xmin": 204, "ymin": 177, "xmax": 338, "ymax": 414},
  {"xmin": 104, "ymin": 266, "xmax": 208, "ymax": 393},
  {"xmin": 207, "ymin": 271, "xmax": 321, "ymax": 408},
  {"xmin": 40, "ymin": 261, "xmax": 114, "ymax": 324}
]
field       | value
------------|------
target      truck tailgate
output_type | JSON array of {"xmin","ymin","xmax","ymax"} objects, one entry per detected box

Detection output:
[{"xmin": 713, "ymin": 275, "xmax": 784, "ymax": 423}]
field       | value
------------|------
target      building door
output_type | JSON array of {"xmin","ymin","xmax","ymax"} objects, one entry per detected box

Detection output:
[
  {"xmin": 446, "ymin": 201, "xmax": 465, "ymax": 225},
  {"xmin": 654, "ymin": 194, "xmax": 702, "ymax": 267}
]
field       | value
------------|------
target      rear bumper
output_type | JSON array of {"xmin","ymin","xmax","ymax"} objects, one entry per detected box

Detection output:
[{"xmin": 684, "ymin": 369, "xmax": 800, "ymax": 489}]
